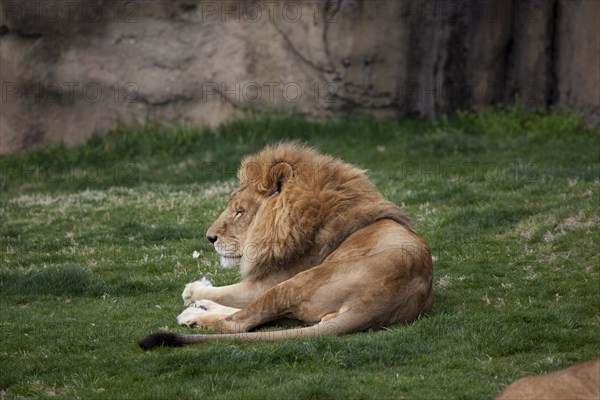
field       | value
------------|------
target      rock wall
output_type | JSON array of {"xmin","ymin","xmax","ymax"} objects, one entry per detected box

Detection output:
[{"xmin": 1, "ymin": 0, "xmax": 598, "ymax": 153}]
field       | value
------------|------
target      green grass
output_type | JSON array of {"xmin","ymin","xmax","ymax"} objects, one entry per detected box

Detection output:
[{"xmin": 1, "ymin": 108, "xmax": 599, "ymax": 399}]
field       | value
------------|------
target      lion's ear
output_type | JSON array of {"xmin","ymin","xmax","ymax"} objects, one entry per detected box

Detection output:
[{"xmin": 266, "ymin": 162, "xmax": 293, "ymax": 195}]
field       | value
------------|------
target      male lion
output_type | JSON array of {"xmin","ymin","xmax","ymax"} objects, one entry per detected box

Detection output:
[{"xmin": 139, "ymin": 142, "xmax": 433, "ymax": 349}]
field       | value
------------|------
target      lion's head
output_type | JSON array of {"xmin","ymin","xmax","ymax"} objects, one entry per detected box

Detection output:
[
  {"xmin": 205, "ymin": 182, "xmax": 260, "ymax": 268},
  {"xmin": 205, "ymin": 142, "xmax": 410, "ymax": 280}
]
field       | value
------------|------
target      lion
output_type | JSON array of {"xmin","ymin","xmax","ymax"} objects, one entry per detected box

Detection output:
[
  {"xmin": 494, "ymin": 359, "xmax": 600, "ymax": 400},
  {"xmin": 139, "ymin": 142, "xmax": 433, "ymax": 349}
]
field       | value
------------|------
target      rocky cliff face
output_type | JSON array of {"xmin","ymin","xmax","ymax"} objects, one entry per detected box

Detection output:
[{"xmin": 1, "ymin": 0, "xmax": 598, "ymax": 153}]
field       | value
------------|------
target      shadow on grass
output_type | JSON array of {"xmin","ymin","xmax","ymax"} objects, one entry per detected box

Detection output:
[{"xmin": 0, "ymin": 265, "xmax": 159, "ymax": 297}]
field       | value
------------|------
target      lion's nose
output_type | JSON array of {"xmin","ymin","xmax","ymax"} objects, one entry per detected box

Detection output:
[{"xmin": 206, "ymin": 235, "xmax": 218, "ymax": 244}]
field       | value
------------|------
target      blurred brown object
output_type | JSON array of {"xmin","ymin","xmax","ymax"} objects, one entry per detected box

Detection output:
[{"xmin": 495, "ymin": 359, "xmax": 600, "ymax": 400}]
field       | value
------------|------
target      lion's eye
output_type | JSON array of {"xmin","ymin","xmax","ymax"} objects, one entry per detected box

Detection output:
[{"xmin": 235, "ymin": 209, "xmax": 245, "ymax": 217}]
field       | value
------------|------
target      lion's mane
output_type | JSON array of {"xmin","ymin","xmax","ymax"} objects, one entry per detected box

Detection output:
[{"xmin": 237, "ymin": 141, "xmax": 411, "ymax": 281}]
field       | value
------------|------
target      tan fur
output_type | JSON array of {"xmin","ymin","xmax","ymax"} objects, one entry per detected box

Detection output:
[
  {"xmin": 494, "ymin": 360, "xmax": 600, "ymax": 400},
  {"xmin": 140, "ymin": 142, "xmax": 433, "ymax": 348}
]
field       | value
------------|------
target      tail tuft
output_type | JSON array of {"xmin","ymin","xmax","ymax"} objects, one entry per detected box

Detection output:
[{"xmin": 138, "ymin": 332, "xmax": 186, "ymax": 350}]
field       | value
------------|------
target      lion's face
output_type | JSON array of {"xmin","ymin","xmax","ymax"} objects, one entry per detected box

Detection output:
[
  {"xmin": 205, "ymin": 158, "xmax": 296, "ymax": 272},
  {"xmin": 206, "ymin": 183, "xmax": 262, "ymax": 268}
]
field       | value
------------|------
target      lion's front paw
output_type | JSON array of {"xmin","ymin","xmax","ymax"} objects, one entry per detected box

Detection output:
[
  {"xmin": 189, "ymin": 300, "xmax": 240, "ymax": 315},
  {"xmin": 182, "ymin": 277, "xmax": 213, "ymax": 307},
  {"xmin": 177, "ymin": 307, "xmax": 206, "ymax": 327}
]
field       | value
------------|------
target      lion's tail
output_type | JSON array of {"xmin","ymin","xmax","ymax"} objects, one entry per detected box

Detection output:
[{"xmin": 138, "ymin": 315, "xmax": 360, "ymax": 350}]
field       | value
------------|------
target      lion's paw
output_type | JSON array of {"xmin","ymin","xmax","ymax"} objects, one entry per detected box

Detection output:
[
  {"xmin": 189, "ymin": 300, "xmax": 208, "ymax": 311},
  {"xmin": 177, "ymin": 307, "xmax": 207, "ymax": 327},
  {"xmin": 182, "ymin": 277, "xmax": 213, "ymax": 307},
  {"xmin": 188, "ymin": 299, "xmax": 240, "ymax": 315}
]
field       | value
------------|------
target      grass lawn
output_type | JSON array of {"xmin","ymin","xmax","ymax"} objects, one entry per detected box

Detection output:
[{"xmin": 1, "ymin": 108, "xmax": 599, "ymax": 399}]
